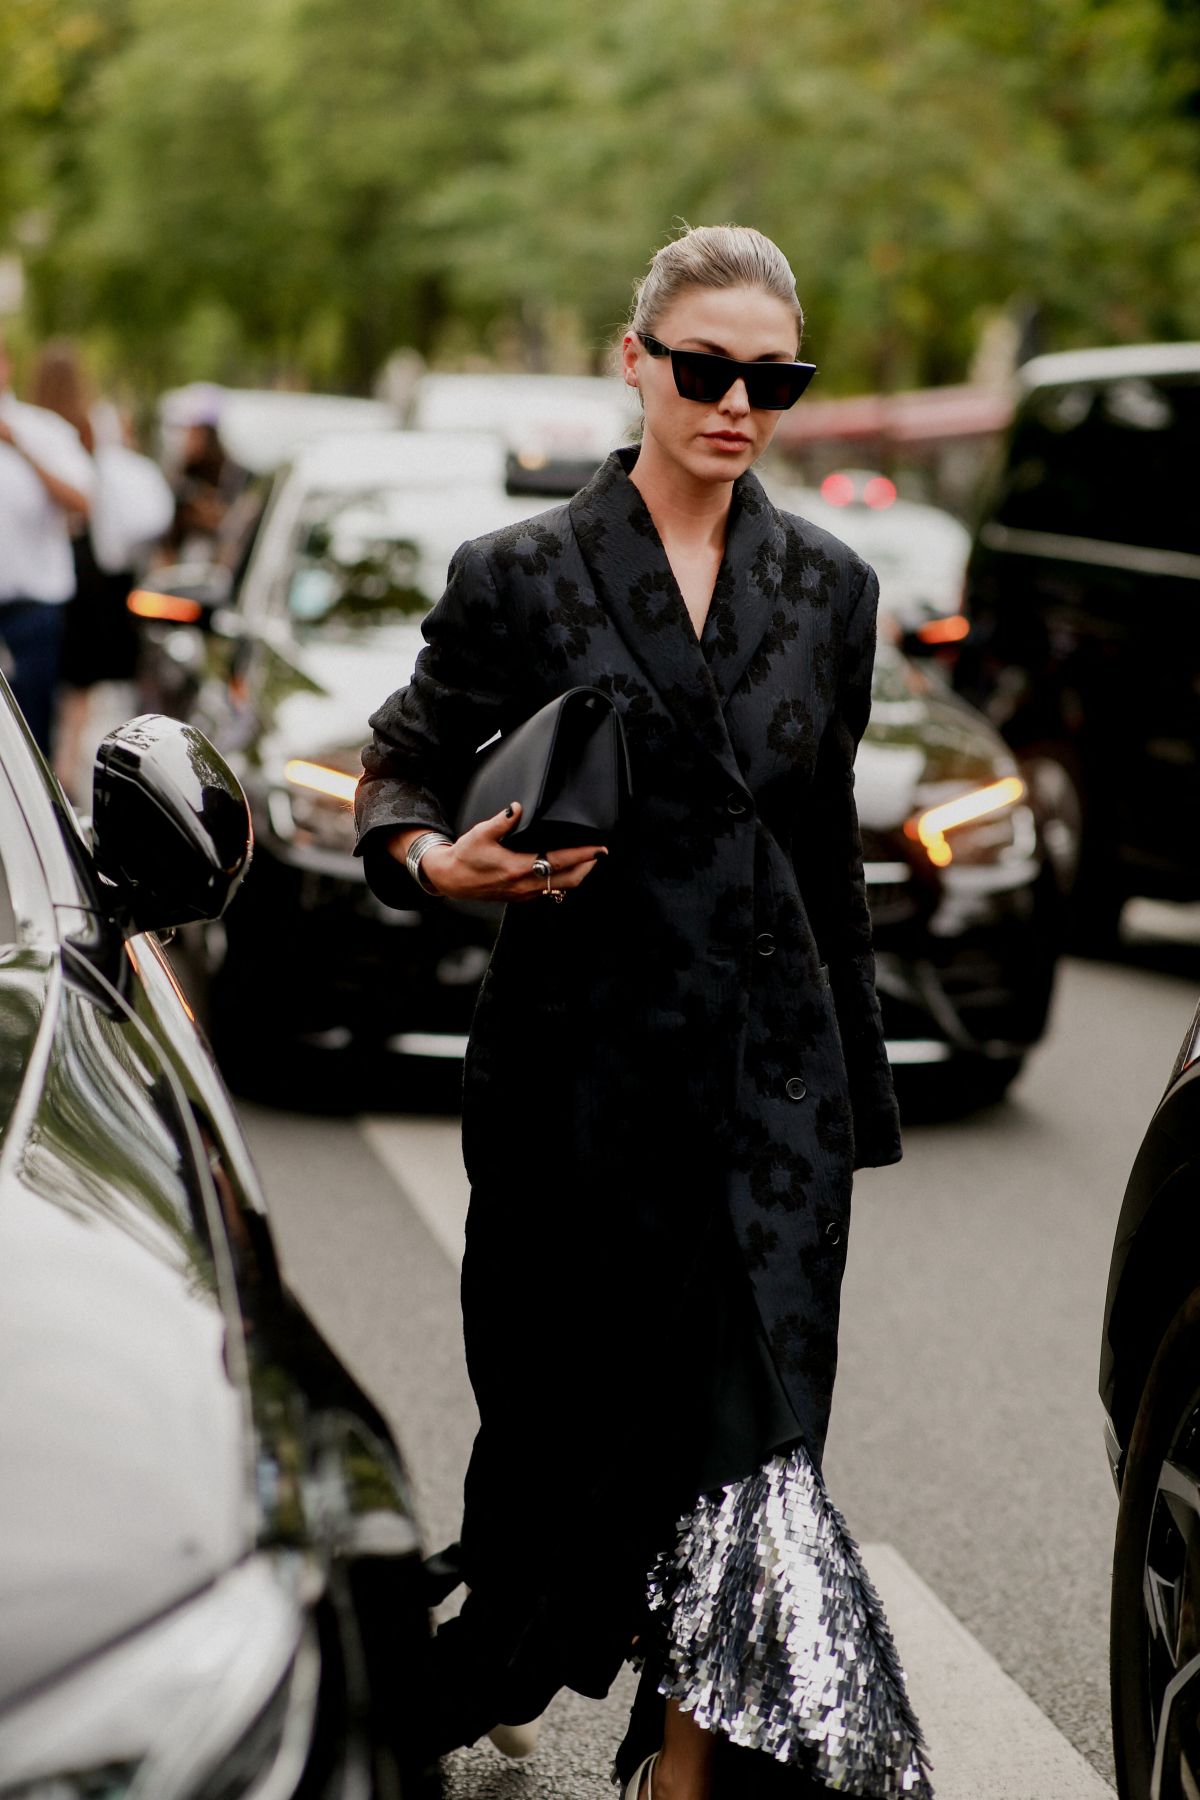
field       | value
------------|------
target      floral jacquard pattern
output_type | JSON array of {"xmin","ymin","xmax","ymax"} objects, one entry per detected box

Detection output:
[{"xmin": 353, "ymin": 446, "xmax": 903, "ymax": 1727}]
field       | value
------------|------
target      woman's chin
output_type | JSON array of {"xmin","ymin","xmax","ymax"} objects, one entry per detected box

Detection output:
[{"xmin": 676, "ymin": 439, "xmax": 757, "ymax": 484}]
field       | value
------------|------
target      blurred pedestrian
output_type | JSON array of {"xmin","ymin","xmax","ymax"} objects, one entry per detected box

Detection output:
[
  {"xmin": 356, "ymin": 225, "xmax": 931, "ymax": 1799},
  {"xmin": 31, "ymin": 342, "xmax": 173, "ymax": 796},
  {"xmin": 0, "ymin": 332, "xmax": 94, "ymax": 756},
  {"xmin": 166, "ymin": 417, "xmax": 237, "ymax": 562}
]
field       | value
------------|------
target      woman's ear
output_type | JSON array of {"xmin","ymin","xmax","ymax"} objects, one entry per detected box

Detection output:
[{"xmin": 620, "ymin": 330, "xmax": 641, "ymax": 390}]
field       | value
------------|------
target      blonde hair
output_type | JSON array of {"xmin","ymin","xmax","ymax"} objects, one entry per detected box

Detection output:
[{"xmin": 629, "ymin": 223, "xmax": 804, "ymax": 344}]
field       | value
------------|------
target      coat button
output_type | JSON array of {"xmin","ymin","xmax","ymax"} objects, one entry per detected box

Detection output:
[
  {"xmin": 824, "ymin": 1221, "xmax": 843, "ymax": 1246},
  {"xmin": 726, "ymin": 793, "xmax": 748, "ymax": 816},
  {"xmin": 755, "ymin": 932, "xmax": 776, "ymax": 957},
  {"xmin": 785, "ymin": 1075, "xmax": 807, "ymax": 1101}
]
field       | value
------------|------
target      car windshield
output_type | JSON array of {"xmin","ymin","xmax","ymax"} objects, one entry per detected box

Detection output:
[
  {"xmin": 995, "ymin": 375, "xmax": 1200, "ymax": 555},
  {"xmin": 280, "ymin": 484, "xmax": 527, "ymax": 635}
]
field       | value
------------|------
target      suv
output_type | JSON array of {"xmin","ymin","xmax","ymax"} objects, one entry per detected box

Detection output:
[{"xmin": 953, "ymin": 345, "xmax": 1200, "ymax": 948}]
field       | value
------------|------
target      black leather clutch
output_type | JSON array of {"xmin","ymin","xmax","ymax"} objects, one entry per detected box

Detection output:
[{"xmin": 455, "ymin": 686, "xmax": 632, "ymax": 851}]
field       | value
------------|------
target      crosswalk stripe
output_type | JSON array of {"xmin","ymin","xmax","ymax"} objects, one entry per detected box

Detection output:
[
  {"xmin": 865, "ymin": 1544, "xmax": 1114, "ymax": 1797},
  {"xmin": 361, "ymin": 1116, "xmax": 469, "ymax": 1264}
]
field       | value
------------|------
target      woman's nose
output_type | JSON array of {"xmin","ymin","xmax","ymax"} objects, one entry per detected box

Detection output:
[{"xmin": 719, "ymin": 379, "xmax": 751, "ymax": 417}]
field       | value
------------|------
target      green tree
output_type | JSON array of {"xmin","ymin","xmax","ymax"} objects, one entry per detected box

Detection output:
[{"xmin": 13, "ymin": 0, "xmax": 1200, "ymax": 395}]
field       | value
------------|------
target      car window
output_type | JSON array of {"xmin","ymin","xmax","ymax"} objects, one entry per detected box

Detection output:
[
  {"xmin": 995, "ymin": 376, "xmax": 1200, "ymax": 555},
  {"xmin": 278, "ymin": 484, "xmax": 528, "ymax": 637}
]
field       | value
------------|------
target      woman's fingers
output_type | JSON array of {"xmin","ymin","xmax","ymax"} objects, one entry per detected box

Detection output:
[
  {"xmin": 508, "ymin": 854, "xmax": 604, "ymax": 899},
  {"xmin": 475, "ymin": 802, "xmax": 522, "ymax": 843},
  {"xmin": 530, "ymin": 845, "xmax": 607, "ymax": 872},
  {"xmin": 456, "ymin": 806, "xmax": 610, "ymax": 899}
]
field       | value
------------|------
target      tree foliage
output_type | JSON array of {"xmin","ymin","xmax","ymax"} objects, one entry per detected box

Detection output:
[{"xmin": 6, "ymin": 0, "xmax": 1199, "ymax": 394}]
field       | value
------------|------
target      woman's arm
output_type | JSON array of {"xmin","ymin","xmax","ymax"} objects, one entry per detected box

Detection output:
[
  {"xmin": 799, "ymin": 560, "xmax": 902, "ymax": 1170},
  {"xmin": 0, "ymin": 416, "xmax": 92, "ymax": 515},
  {"xmin": 355, "ymin": 541, "xmax": 604, "ymax": 904}
]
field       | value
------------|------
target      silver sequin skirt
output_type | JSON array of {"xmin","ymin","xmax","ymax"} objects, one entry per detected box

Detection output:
[{"xmin": 645, "ymin": 1442, "xmax": 935, "ymax": 1797}]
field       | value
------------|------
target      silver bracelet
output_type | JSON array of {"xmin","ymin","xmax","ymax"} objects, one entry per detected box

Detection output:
[{"xmin": 404, "ymin": 829, "xmax": 454, "ymax": 896}]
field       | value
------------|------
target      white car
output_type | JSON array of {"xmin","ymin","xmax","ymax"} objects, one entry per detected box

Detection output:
[{"xmin": 762, "ymin": 464, "xmax": 971, "ymax": 631}]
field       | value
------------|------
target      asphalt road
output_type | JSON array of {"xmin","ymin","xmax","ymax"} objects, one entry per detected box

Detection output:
[{"xmin": 237, "ymin": 922, "xmax": 1200, "ymax": 1797}]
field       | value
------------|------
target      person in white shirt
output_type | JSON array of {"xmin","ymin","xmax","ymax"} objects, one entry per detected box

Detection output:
[{"xmin": 0, "ymin": 331, "xmax": 95, "ymax": 753}]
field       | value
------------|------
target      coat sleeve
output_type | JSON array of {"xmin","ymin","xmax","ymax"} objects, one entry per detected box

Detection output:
[
  {"xmin": 353, "ymin": 540, "xmax": 522, "ymax": 907},
  {"xmin": 800, "ymin": 559, "xmax": 902, "ymax": 1171}
]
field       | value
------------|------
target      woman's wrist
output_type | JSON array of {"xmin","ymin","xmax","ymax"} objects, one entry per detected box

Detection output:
[
  {"xmin": 389, "ymin": 827, "xmax": 456, "ymax": 896},
  {"xmin": 417, "ymin": 840, "xmax": 456, "ymax": 895}
]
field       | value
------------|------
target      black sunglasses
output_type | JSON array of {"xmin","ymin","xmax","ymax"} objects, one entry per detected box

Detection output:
[{"xmin": 638, "ymin": 331, "xmax": 817, "ymax": 410}]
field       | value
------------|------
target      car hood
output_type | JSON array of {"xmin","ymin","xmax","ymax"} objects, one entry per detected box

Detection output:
[
  {"xmin": 244, "ymin": 622, "xmax": 427, "ymax": 772},
  {"xmin": 0, "ymin": 952, "xmax": 248, "ymax": 1708},
  {"xmin": 236, "ymin": 625, "xmax": 1013, "ymax": 834}
]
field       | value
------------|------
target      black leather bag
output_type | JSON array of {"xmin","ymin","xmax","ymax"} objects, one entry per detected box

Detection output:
[{"xmin": 455, "ymin": 686, "xmax": 632, "ymax": 851}]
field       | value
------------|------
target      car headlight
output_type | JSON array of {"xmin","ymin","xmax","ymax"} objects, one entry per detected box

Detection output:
[
  {"xmin": 267, "ymin": 757, "xmax": 360, "ymax": 856},
  {"xmin": 904, "ymin": 775, "xmax": 1032, "ymax": 868},
  {"xmin": 0, "ymin": 1556, "xmax": 319, "ymax": 1799}
]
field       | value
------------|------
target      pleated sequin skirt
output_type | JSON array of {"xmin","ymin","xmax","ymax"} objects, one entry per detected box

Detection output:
[{"xmin": 642, "ymin": 1441, "xmax": 934, "ymax": 1797}]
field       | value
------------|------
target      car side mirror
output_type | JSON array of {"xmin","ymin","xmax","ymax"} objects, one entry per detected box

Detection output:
[
  {"xmin": 127, "ymin": 562, "xmax": 232, "ymax": 632},
  {"xmin": 92, "ymin": 715, "xmax": 253, "ymax": 934}
]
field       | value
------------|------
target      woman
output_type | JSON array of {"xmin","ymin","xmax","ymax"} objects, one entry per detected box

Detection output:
[{"xmin": 355, "ymin": 225, "xmax": 932, "ymax": 1800}]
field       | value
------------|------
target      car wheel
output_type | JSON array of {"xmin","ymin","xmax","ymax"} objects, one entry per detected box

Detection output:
[
  {"xmin": 1021, "ymin": 745, "xmax": 1124, "ymax": 955},
  {"xmin": 1111, "ymin": 1287, "xmax": 1200, "ymax": 1799},
  {"xmin": 1020, "ymin": 750, "xmax": 1083, "ymax": 900}
]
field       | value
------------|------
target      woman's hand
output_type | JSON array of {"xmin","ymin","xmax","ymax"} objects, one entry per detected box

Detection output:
[{"xmin": 393, "ymin": 804, "xmax": 607, "ymax": 902}]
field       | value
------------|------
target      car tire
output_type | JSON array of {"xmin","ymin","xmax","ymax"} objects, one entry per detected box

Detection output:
[
  {"xmin": 1019, "ymin": 743, "xmax": 1125, "ymax": 955},
  {"xmin": 1020, "ymin": 749, "xmax": 1083, "ymax": 902},
  {"xmin": 960, "ymin": 1054, "xmax": 1025, "ymax": 1109},
  {"xmin": 1111, "ymin": 1286, "xmax": 1200, "ymax": 1799}
]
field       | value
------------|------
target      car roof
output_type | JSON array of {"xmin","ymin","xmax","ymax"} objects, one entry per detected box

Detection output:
[
  {"xmin": 411, "ymin": 372, "xmax": 639, "ymax": 460},
  {"xmin": 284, "ymin": 429, "xmax": 511, "ymax": 491},
  {"xmin": 1017, "ymin": 343, "xmax": 1200, "ymax": 392}
]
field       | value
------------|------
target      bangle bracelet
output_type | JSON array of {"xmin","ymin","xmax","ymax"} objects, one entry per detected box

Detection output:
[{"xmin": 405, "ymin": 830, "xmax": 453, "ymax": 896}]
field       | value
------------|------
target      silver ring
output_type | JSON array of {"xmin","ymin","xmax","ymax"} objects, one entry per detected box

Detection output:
[{"xmin": 531, "ymin": 856, "xmax": 552, "ymax": 879}]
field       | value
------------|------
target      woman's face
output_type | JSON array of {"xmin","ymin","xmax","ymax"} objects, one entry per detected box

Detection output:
[{"xmin": 621, "ymin": 284, "xmax": 800, "ymax": 486}]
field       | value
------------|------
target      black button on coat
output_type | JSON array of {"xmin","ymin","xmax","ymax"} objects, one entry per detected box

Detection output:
[{"xmin": 354, "ymin": 447, "xmax": 902, "ymax": 1717}]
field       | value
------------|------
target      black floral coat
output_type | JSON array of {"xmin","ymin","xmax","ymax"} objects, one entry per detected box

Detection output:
[{"xmin": 355, "ymin": 447, "xmax": 902, "ymax": 1710}]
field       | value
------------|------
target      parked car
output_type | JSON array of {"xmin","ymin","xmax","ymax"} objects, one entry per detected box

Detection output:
[
  {"xmin": 409, "ymin": 370, "xmax": 638, "ymax": 469},
  {"xmin": 132, "ymin": 431, "xmax": 530, "ymax": 1095},
  {"xmin": 1101, "ymin": 993, "xmax": 1200, "ymax": 1799},
  {"xmin": 0, "ymin": 695, "xmax": 437, "ymax": 1796},
  {"xmin": 950, "ymin": 344, "xmax": 1200, "ymax": 949},
  {"xmin": 853, "ymin": 639, "xmax": 1058, "ymax": 1104},
  {"xmin": 132, "ymin": 430, "xmax": 1059, "ymax": 1107},
  {"xmin": 763, "ymin": 465, "xmax": 972, "ymax": 631}
]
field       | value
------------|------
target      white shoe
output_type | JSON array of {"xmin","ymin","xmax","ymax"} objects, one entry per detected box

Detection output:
[
  {"xmin": 622, "ymin": 1749, "xmax": 659, "ymax": 1799},
  {"xmin": 486, "ymin": 1715, "xmax": 543, "ymax": 1759}
]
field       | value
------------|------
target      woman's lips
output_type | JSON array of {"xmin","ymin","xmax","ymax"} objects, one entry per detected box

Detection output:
[{"xmin": 702, "ymin": 431, "xmax": 752, "ymax": 448}]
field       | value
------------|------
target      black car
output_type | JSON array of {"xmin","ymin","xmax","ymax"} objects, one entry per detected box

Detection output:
[
  {"xmin": 1101, "ymin": 996, "xmax": 1200, "ymax": 1799},
  {"xmin": 0, "ymin": 696, "xmax": 436, "ymax": 1796},
  {"xmin": 133, "ymin": 428, "xmax": 1060, "ymax": 1109},
  {"xmin": 952, "ymin": 344, "xmax": 1200, "ymax": 950}
]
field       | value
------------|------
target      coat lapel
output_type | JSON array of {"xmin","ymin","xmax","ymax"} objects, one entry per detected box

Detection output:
[{"xmin": 568, "ymin": 448, "xmax": 788, "ymax": 791}]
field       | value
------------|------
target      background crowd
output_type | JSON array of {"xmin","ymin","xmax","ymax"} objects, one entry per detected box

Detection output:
[{"xmin": 0, "ymin": 333, "xmax": 234, "ymax": 792}]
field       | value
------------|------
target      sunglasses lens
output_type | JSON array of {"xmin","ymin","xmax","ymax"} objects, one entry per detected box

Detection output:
[
  {"xmin": 745, "ymin": 365, "xmax": 815, "ymax": 409},
  {"xmin": 671, "ymin": 352, "xmax": 727, "ymax": 404}
]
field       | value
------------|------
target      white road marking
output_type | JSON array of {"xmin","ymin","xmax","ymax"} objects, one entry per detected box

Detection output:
[
  {"xmin": 361, "ymin": 1116, "xmax": 470, "ymax": 1264},
  {"xmin": 361, "ymin": 1114, "xmax": 1116, "ymax": 1796},
  {"xmin": 865, "ymin": 1543, "xmax": 1114, "ymax": 1797}
]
